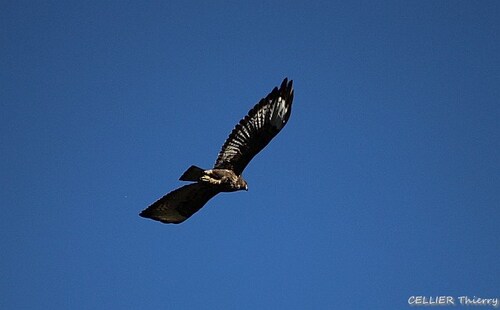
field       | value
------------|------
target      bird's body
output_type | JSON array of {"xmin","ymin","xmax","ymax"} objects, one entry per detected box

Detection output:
[
  {"xmin": 140, "ymin": 78, "xmax": 294, "ymax": 224},
  {"xmin": 180, "ymin": 166, "xmax": 247, "ymax": 192}
]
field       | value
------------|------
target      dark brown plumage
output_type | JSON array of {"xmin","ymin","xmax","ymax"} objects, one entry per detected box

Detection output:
[{"xmin": 140, "ymin": 78, "xmax": 294, "ymax": 224}]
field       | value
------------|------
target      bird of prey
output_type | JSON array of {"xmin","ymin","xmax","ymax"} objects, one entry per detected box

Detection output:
[{"xmin": 140, "ymin": 78, "xmax": 294, "ymax": 224}]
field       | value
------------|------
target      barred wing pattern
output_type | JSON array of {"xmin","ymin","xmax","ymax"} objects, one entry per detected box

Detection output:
[
  {"xmin": 139, "ymin": 183, "xmax": 220, "ymax": 224},
  {"xmin": 214, "ymin": 78, "xmax": 294, "ymax": 175}
]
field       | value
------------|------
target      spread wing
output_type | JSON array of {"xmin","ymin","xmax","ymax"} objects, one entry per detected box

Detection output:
[
  {"xmin": 214, "ymin": 78, "xmax": 294, "ymax": 175},
  {"xmin": 139, "ymin": 183, "xmax": 220, "ymax": 224}
]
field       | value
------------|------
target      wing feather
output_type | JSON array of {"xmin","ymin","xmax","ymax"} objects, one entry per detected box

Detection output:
[
  {"xmin": 214, "ymin": 78, "xmax": 294, "ymax": 174},
  {"xmin": 139, "ymin": 183, "xmax": 220, "ymax": 224}
]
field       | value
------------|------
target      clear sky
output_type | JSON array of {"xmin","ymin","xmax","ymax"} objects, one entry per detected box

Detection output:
[{"xmin": 1, "ymin": 1, "xmax": 499, "ymax": 309}]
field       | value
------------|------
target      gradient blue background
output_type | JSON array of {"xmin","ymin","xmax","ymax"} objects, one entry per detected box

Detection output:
[{"xmin": 1, "ymin": 1, "xmax": 499, "ymax": 309}]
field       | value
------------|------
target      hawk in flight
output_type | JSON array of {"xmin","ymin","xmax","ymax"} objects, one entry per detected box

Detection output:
[{"xmin": 140, "ymin": 78, "xmax": 294, "ymax": 224}]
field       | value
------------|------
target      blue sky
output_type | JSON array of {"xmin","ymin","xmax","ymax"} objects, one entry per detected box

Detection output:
[{"xmin": 1, "ymin": 1, "xmax": 499, "ymax": 309}]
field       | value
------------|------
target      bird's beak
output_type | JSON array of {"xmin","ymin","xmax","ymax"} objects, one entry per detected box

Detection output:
[{"xmin": 245, "ymin": 185, "xmax": 248, "ymax": 191}]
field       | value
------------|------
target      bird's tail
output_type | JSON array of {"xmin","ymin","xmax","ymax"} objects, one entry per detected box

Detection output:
[{"xmin": 179, "ymin": 165, "xmax": 205, "ymax": 181}]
